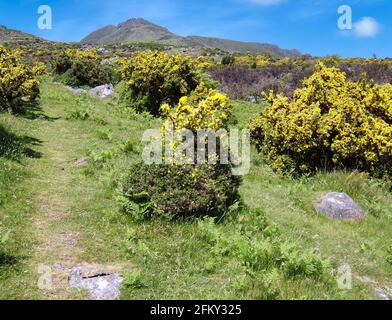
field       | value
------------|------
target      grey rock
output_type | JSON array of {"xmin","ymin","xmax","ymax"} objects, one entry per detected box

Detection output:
[
  {"xmin": 375, "ymin": 287, "xmax": 390, "ymax": 300},
  {"xmin": 54, "ymin": 263, "xmax": 63, "ymax": 270},
  {"xmin": 64, "ymin": 86, "xmax": 86, "ymax": 95},
  {"xmin": 68, "ymin": 266, "xmax": 123, "ymax": 300},
  {"xmin": 88, "ymin": 84, "xmax": 114, "ymax": 99},
  {"xmin": 314, "ymin": 192, "xmax": 365, "ymax": 220}
]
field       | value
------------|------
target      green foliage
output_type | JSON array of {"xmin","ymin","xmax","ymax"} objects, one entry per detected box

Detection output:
[
  {"xmin": 122, "ymin": 271, "xmax": 145, "ymax": 289},
  {"xmin": 250, "ymin": 62, "xmax": 392, "ymax": 177},
  {"xmin": 119, "ymin": 51, "xmax": 200, "ymax": 115},
  {"xmin": 96, "ymin": 128, "xmax": 112, "ymax": 140},
  {"xmin": 119, "ymin": 163, "xmax": 241, "ymax": 220},
  {"xmin": 66, "ymin": 108, "xmax": 89, "ymax": 120},
  {"xmin": 52, "ymin": 49, "xmax": 119, "ymax": 88},
  {"xmin": 196, "ymin": 209, "xmax": 330, "ymax": 299},
  {"xmin": 221, "ymin": 54, "xmax": 235, "ymax": 66},
  {"xmin": 119, "ymin": 139, "xmax": 136, "ymax": 154}
]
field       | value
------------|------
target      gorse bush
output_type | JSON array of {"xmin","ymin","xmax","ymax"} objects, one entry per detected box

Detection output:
[
  {"xmin": 120, "ymin": 86, "xmax": 241, "ymax": 220},
  {"xmin": 119, "ymin": 51, "xmax": 200, "ymax": 115},
  {"xmin": 52, "ymin": 49, "xmax": 118, "ymax": 87},
  {"xmin": 120, "ymin": 162, "xmax": 241, "ymax": 220},
  {"xmin": 250, "ymin": 62, "xmax": 392, "ymax": 176},
  {"xmin": 0, "ymin": 45, "xmax": 40, "ymax": 113},
  {"xmin": 161, "ymin": 83, "xmax": 232, "ymax": 132}
]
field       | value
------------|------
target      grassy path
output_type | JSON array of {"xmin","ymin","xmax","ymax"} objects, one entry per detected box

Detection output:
[
  {"xmin": 0, "ymin": 81, "xmax": 134, "ymax": 299},
  {"xmin": 29, "ymin": 103, "xmax": 88, "ymax": 299}
]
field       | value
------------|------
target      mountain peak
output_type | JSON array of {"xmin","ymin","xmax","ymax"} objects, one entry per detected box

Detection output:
[
  {"xmin": 82, "ymin": 17, "xmax": 182, "ymax": 45},
  {"xmin": 118, "ymin": 18, "xmax": 155, "ymax": 28}
]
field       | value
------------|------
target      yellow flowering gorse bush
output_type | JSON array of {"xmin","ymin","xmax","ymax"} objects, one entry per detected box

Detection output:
[
  {"xmin": 0, "ymin": 45, "xmax": 40, "ymax": 113},
  {"xmin": 235, "ymin": 54, "xmax": 271, "ymax": 68},
  {"xmin": 119, "ymin": 51, "xmax": 200, "ymax": 115},
  {"xmin": 250, "ymin": 62, "xmax": 392, "ymax": 176},
  {"xmin": 120, "ymin": 84, "xmax": 240, "ymax": 220},
  {"xmin": 161, "ymin": 83, "xmax": 232, "ymax": 132}
]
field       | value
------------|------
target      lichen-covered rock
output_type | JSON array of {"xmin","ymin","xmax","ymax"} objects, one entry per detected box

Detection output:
[{"xmin": 314, "ymin": 192, "xmax": 365, "ymax": 220}]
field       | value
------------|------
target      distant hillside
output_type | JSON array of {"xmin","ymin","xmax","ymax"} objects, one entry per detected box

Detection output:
[
  {"xmin": 82, "ymin": 18, "xmax": 300, "ymax": 57},
  {"xmin": 82, "ymin": 18, "xmax": 187, "ymax": 47},
  {"xmin": 0, "ymin": 25, "xmax": 46, "ymax": 46},
  {"xmin": 185, "ymin": 36, "xmax": 300, "ymax": 57}
]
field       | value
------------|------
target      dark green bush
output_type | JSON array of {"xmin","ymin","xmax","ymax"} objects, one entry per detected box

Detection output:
[
  {"xmin": 52, "ymin": 49, "xmax": 119, "ymax": 88},
  {"xmin": 221, "ymin": 54, "xmax": 235, "ymax": 66},
  {"xmin": 119, "ymin": 163, "xmax": 241, "ymax": 220}
]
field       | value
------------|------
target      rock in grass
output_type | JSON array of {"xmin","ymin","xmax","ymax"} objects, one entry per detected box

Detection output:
[
  {"xmin": 68, "ymin": 266, "xmax": 123, "ymax": 300},
  {"xmin": 88, "ymin": 84, "xmax": 114, "ymax": 99},
  {"xmin": 64, "ymin": 86, "xmax": 86, "ymax": 95},
  {"xmin": 314, "ymin": 192, "xmax": 365, "ymax": 220}
]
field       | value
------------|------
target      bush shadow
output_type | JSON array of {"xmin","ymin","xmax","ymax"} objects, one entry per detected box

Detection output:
[
  {"xmin": 0, "ymin": 252, "xmax": 21, "ymax": 267},
  {"xmin": 17, "ymin": 100, "xmax": 59, "ymax": 122},
  {"xmin": 0, "ymin": 126, "xmax": 43, "ymax": 161}
]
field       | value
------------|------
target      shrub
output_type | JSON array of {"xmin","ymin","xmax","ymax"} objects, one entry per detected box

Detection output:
[
  {"xmin": 120, "ymin": 162, "xmax": 241, "ymax": 220},
  {"xmin": 119, "ymin": 51, "xmax": 200, "ymax": 115},
  {"xmin": 119, "ymin": 87, "xmax": 241, "ymax": 220},
  {"xmin": 250, "ymin": 62, "xmax": 392, "ymax": 176},
  {"xmin": 52, "ymin": 49, "xmax": 118, "ymax": 87},
  {"xmin": 0, "ymin": 45, "xmax": 40, "ymax": 113},
  {"xmin": 222, "ymin": 54, "xmax": 235, "ymax": 66},
  {"xmin": 161, "ymin": 83, "xmax": 233, "ymax": 132}
]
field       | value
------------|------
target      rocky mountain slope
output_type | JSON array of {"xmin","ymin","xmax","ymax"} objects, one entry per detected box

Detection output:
[{"xmin": 82, "ymin": 18, "xmax": 300, "ymax": 57}]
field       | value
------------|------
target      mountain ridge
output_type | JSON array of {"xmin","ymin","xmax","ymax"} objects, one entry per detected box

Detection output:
[
  {"xmin": 0, "ymin": 25, "xmax": 46, "ymax": 46},
  {"xmin": 82, "ymin": 18, "xmax": 300, "ymax": 57}
]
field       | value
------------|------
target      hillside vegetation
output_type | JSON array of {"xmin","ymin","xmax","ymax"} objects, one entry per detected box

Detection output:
[{"xmin": 1, "ymin": 44, "xmax": 392, "ymax": 300}]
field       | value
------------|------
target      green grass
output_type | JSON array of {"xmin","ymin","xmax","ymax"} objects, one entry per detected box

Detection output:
[{"xmin": 0, "ymin": 80, "xmax": 392, "ymax": 300}]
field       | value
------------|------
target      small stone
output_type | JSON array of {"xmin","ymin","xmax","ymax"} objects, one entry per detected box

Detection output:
[
  {"xmin": 54, "ymin": 263, "xmax": 63, "ymax": 270},
  {"xmin": 314, "ymin": 192, "xmax": 365, "ymax": 220},
  {"xmin": 88, "ymin": 84, "xmax": 114, "ymax": 99}
]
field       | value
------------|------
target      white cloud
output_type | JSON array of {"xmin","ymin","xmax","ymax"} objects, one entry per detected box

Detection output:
[
  {"xmin": 354, "ymin": 17, "xmax": 380, "ymax": 38},
  {"xmin": 248, "ymin": 0, "xmax": 286, "ymax": 6}
]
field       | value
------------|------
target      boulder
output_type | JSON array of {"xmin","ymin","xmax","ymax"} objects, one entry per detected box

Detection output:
[
  {"xmin": 314, "ymin": 192, "xmax": 365, "ymax": 220},
  {"xmin": 88, "ymin": 84, "xmax": 114, "ymax": 99}
]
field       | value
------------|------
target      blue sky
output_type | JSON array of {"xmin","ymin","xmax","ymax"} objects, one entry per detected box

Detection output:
[{"xmin": 0, "ymin": 0, "xmax": 391, "ymax": 57}]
